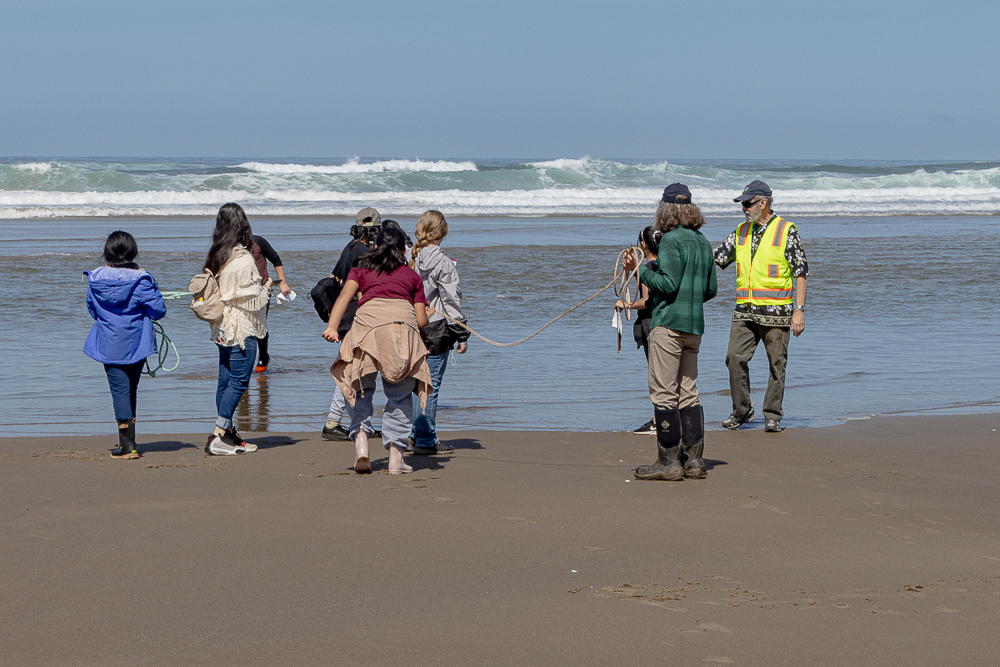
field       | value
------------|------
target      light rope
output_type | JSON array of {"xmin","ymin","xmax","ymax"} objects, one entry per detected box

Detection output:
[{"xmin": 439, "ymin": 246, "xmax": 643, "ymax": 348}]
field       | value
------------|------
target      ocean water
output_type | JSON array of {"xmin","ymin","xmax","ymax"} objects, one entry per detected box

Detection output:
[
  {"xmin": 3, "ymin": 157, "xmax": 1000, "ymax": 219},
  {"xmin": 1, "ymin": 158, "xmax": 997, "ymax": 437}
]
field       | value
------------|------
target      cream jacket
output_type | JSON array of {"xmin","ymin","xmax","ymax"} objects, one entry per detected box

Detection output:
[
  {"xmin": 210, "ymin": 246, "xmax": 269, "ymax": 349},
  {"xmin": 331, "ymin": 298, "xmax": 432, "ymax": 408}
]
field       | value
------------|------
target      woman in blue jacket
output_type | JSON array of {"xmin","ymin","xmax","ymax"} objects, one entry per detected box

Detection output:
[{"xmin": 84, "ymin": 231, "xmax": 167, "ymax": 459}]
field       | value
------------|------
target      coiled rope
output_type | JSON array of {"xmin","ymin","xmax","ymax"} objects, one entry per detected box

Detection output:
[
  {"xmin": 440, "ymin": 246, "xmax": 644, "ymax": 348},
  {"xmin": 144, "ymin": 321, "xmax": 180, "ymax": 377},
  {"xmin": 141, "ymin": 292, "xmax": 190, "ymax": 377}
]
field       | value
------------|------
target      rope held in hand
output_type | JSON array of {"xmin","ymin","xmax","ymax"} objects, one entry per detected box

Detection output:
[{"xmin": 439, "ymin": 246, "xmax": 644, "ymax": 348}]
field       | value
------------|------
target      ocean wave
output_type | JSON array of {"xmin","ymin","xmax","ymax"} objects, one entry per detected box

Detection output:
[
  {"xmin": 8, "ymin": 162, "xmax": 56, "ymax": 173},
  {"xmin": 3, "ymin": 184, "xmax": 1000, "ymax": 218},
  {"xmin": 237, "ymin": 158, "xmax": 479, "ymax": 174}
]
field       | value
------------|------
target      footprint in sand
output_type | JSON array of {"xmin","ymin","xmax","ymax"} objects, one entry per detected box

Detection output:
[{"xmin": 697, "ymin": 622, "xmax": 732, "ymax": 634}]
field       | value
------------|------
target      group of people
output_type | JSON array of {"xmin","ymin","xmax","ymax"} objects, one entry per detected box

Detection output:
[
  {"xmin": 83, "ymin": 179, "xmax": 807, "ymax": 480},
  {"xmin": 620, "ymin": 180, "xmax": 808, "ymax": 481},
  {"xmin": 83, "ymin": 203, "xmax": 469, "ymax": 471}
]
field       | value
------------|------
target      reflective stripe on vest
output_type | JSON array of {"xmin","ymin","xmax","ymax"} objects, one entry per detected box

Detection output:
[{"xmin": 733, "ymin": 216, "xmax": 796, "ymax": 306}]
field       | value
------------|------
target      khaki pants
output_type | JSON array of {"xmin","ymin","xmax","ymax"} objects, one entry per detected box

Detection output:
[
  {"xmin": 725, "ymin": 320, "xmax": 790, "ymax": 421},
  {"xmin": 647, "ymin": 327, "xmax": 703, "ymax": 410}
]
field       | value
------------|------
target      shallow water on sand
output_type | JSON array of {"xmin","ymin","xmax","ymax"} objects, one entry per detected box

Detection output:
[{"xmin": 1, "ymin": 214, "xmax": 997, "ymax": 436}]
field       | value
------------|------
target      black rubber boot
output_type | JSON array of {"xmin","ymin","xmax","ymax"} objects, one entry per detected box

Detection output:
[
  {"xmin": 634, "ymin": 407, "xmax": 684, "ymax": 481},
  {"xmin": 679, "ymin": 405, "xmax": 707, "ymax": 479},
  {"xmin": 111, "ymin": 419, "xmax": 138, "ymax": 459}
]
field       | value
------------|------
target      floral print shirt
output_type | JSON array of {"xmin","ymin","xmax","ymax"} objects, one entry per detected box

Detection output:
[{"xmin": 714, "ymin": 214, "xmax": 809, "ymax": 327}]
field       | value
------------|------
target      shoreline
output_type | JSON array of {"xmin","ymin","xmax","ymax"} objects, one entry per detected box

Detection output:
[{"xmin": 4, "ymin": 413, "xmax": 1000, "ymax": 665}]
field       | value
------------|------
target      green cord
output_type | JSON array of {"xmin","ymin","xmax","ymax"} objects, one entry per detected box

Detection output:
[{"xmin": 144, "ymin": 321, "xmax": 180, "ymax": 377}]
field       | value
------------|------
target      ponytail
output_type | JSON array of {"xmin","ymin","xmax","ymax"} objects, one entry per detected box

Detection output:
[{"xmin": 410, "ymin": 210, "xmax": 448, "ymax": 267}]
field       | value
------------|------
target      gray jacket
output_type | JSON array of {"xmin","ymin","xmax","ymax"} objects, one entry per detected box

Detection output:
[{"xmin": 413, "ymin": 245, "xmax": 466, "ymax": 324}]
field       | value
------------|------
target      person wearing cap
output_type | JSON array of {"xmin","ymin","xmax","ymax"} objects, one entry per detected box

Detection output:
[
  {"xmin": 322, "ymin": 208, "xmax": 383, "ymax": 441},
  {"xmin": 714, "ymin": 180, "xmax": 809, "ymax": 433},
  {"xmin": 622, "ymin": 184, "xmax": 717, "ymax": 481}
]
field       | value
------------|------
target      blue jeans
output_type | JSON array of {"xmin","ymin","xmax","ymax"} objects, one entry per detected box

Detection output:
[
  {"xmin": 103, "ymin": 361, "xmax": 145, "ymax": 421},
  {"xmin": 216, "ymin": 338, "xmax": 257, "ymax": 430},
  {"xmin": 410, "ymin": 352, "xmax": 449, "ymax": 447}
]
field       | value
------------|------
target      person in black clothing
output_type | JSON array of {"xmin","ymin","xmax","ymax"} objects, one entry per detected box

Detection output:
[
  {"xmin": 251, "ymin": 235, "xmax": 291, "ymax": 373},
  {"xmin": 615, "ymin": 226, "xmax": 662, "ymax": 434},
  {"xmin": 322, "ymin": 207, "xmax": 382, "ymax": 441}
]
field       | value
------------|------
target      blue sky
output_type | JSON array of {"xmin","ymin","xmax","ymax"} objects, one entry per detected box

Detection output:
[{"xmin": 1, "ymin": 0, "xmax": 996, "ymax": 159}]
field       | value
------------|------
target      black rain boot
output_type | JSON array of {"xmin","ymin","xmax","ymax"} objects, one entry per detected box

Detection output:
[
  {"xmin": 111, "ymin": 419, "xmax": 138, "ymax": 459},
  {"xmin": 634, "ymin": 407, "xmax": 684, "ymax": 481},
  {"xmin": 679, "ymin": 405, "xmax": 707, "ymax": 479}
]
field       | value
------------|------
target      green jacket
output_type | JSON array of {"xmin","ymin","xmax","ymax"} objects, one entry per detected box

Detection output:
[{"xmin": 639, "ymin": 227, "xmax": 718, "ymax": 335}]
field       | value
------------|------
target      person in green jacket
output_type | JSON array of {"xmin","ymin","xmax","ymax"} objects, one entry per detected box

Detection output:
[{"xmin": 623, "ymin": 183, "xmax": 717, "ymax": 480}]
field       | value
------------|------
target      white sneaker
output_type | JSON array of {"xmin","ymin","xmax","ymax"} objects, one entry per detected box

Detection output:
[
  {"xmin": 224, "ymin": 429, "xmax": 257, "ymax": 453},
  {"xmin": 206, "ymin": 434, "xmax": 240, "ymax": 456}
]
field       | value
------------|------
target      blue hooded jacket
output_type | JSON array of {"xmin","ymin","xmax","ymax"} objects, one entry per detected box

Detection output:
[{"xmin": 83, "ymin": 266, "xmax": 167, "ymax": 365}]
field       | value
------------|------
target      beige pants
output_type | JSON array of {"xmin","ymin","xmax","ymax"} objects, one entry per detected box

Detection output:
[{"xmin": 647, "ymin": 327, "xmax": 702, "ymax": 410}]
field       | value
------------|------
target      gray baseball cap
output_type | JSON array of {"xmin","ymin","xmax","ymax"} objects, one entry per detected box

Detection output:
[
  {"xmin": 734, "ymin": 180, "xmax": 772, "ymax": 202},
  {"xmin": 354, "ymin": 207, "xmax": 382, "ymax": 227}
]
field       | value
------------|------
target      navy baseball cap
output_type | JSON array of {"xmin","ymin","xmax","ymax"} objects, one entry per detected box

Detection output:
[
  {"xmin": 734, "ymin": 180, "xmax": 772, "ymax": 202},
  {"xmin": 661, "ymin": 183, "xmax": 693, "ymax": 204}
]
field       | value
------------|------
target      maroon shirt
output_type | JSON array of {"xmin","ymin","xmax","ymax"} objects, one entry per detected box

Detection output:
[{"xmin": 348, "ymin": 265, "xmax": 429, "ymax": 308}]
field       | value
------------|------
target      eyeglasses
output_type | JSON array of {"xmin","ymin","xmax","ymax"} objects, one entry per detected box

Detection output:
[{"xmin": 741, "ymin": 199, "xmax": 759, "ymax": 209}]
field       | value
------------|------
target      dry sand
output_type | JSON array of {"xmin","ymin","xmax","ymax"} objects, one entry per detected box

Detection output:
[{"xmin": 2, "ymin": 414, "xmax": 999, "ymax": 666}]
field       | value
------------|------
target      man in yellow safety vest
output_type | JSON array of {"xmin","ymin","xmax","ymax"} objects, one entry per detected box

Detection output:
[{"xmin": 714, "ymin": 180, "xmax": 809, "ymax": 432}]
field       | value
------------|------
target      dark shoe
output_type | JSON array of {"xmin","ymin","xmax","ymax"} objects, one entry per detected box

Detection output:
[
  {"xmin": 679, "ymin": 405, "xmax": 707, "ymax": 479},
  {"xmin": 632, "ymin": 419, "xmax": 656, "ymax": 435},
  {"xmin": 412, "ymin": 441, "xmax": 455, "ymax": 455},
  {"xmin": 634, "ymin": 407, "xmax": 684, "ymax": 481},
  {"xmin": 254, "ymin": 360, "xmax": 269, "ymax": 374},
  {"xmin": 111, "ymin": 419, "xmax": 139, "ymax": 459},
  {"xmin": 722, "ymin": 406, "xmax": 756, "ymax": 430},
  {"xmin": 764, "ymin": 418, "xmax": 782, "ymax": 433},
  {"xmin": 322, "ymin": 424, "xmax": 351, "ymax": 441}
]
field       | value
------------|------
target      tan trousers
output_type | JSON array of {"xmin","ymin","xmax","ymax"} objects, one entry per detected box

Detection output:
[{"xmin": 647, "ymin": 327, "xmax": 703, "ymax": 410}]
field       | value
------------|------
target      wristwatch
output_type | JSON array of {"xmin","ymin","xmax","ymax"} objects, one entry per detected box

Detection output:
[{"xmin": 795, "ymin": 305, "xmax": 806, "ymax": 312}]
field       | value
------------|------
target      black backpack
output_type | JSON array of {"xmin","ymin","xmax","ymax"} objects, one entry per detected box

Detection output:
[{"xmin": 309, "ymin": 278, "xmax": 357, "ymax": 336}]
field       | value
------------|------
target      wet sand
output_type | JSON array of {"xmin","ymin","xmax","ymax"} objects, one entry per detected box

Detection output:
[{"xmin": 2, "ymin": 414, "xmax": 999, "ymax": 666}]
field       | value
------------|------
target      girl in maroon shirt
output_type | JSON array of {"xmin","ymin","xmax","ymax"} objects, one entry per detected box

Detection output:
[{"xmin": 323, "ymin": 227, "xmax": 431, "ymax": 474}]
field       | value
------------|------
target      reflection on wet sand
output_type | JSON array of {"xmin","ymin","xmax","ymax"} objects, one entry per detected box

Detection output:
[{"xmin": 237, "ymin": 374, "xmax": 272, "ymax": 432}]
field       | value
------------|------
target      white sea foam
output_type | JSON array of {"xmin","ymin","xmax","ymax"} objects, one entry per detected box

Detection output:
[
  {"xmin": 237, "ymin": 158, "xmax": 478, "ymax": 174},
  {"xmin": 529, "ymin": 157, "xmax": 596, "ymax": 171},
  {"xmin": 9, "ymin": 162, "xmax": 56, "ymax": 173},
  {"xmin": 3, "ymin": 184, "xmax": 1000, "ymax": 219}
]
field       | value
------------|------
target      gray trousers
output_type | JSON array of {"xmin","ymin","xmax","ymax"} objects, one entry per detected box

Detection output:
[
  {"xmin": 725, "ymin": 319, "xmax": 790, "ymax": 421},
  {"xmin": 349, "ymin": 373, "xmax": 416, "ymax": 450}
]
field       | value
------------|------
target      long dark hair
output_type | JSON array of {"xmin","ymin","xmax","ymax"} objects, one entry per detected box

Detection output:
[
  {"xmin": 103, "ymin": 230, "xmax": 139, "ymax": 269},
  {"xmin": 357, "ymin": 227, "xmax": 408, "ymax": 275},
  {"xmin": 205, "ymin": 203, "xmax": 253, "ymax": 275}
]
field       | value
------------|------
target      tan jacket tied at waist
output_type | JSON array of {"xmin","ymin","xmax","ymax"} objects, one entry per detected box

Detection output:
[{"xmin": 331, "ymin": 298, "xmax": 432, "ymax": 409}]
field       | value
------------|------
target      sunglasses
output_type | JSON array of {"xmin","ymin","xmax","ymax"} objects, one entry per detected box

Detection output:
[{"xmin": 741, "ymin": 199, "xmax": 759, "ymax": 209}]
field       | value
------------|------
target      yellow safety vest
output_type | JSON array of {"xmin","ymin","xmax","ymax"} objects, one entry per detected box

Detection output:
[{"xmin": 734, "ymin": 215, "xmax": 796, "ymax": 306}]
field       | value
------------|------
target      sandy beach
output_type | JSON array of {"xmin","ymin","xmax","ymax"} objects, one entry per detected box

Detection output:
[{"xmin": 2, "ymin": 414, "xmax": 999, "ymax": 666}]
